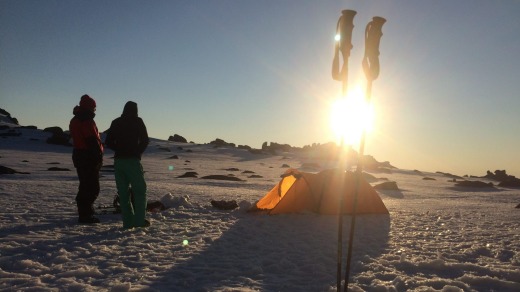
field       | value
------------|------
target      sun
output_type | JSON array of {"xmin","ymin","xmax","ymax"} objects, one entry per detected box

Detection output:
[{"xmin": 330, "ymin": 86, "xmax": 374, "ymax": 146}]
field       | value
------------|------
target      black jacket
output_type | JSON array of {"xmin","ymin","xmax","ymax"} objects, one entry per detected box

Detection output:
[{"xmin": 105, "ymin": 101, "xmax": 149, "ymax": 159}]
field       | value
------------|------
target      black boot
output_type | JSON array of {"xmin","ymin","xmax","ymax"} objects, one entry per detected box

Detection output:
[{"xmin": 78, "ymin": 215, "xmax": 100, "ymax": 224}]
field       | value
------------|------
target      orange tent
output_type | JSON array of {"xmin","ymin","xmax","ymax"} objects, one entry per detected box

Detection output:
[{"xmin": 253, "ymin": 169, "xmax": 388, "ymax": 215}]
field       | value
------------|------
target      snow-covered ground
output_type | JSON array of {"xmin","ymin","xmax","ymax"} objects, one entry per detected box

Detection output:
[{"xmin": 1, "ymin": 127, "xmax": 519, "ymax": 291}]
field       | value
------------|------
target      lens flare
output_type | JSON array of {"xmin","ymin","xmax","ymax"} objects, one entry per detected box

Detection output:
[
  {"xmin": 182, "ymin": 239, "xmax": 189, "ymax": 246},
  {"xmin": 330, "ymin": 86, "xmax": 374, "ymax": 146}
]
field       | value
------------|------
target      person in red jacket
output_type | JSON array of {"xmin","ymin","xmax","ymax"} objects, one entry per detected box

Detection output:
[{"xmin": 69, "ymin": 94, "xmax": 104, "ymax": 224}]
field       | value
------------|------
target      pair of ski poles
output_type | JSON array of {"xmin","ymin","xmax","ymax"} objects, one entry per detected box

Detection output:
[{"xmin": 332, "ymin": 9, "xmax": 386, "ymax": 292}]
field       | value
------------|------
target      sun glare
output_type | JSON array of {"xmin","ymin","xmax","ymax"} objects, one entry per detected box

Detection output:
[{"xmin": 330, "ymin": 86, "xmax": 374, "ymax": 146}]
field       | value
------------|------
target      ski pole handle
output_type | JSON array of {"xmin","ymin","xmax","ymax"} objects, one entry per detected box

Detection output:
[
  {"xmin": 332, "ymin": 10, "xmax": 357, "ymax": 83},
  {"xmin": 362, "ymin": 16, "xmax": 386, "ymax": 82}
]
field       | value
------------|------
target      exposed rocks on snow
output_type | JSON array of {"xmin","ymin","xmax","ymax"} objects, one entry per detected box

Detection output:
[
  {"xmin": 210, "ymin": 138, "xmax": 236, "ymax": 148},
  {"xmin": 177, "ymin": 171, "xmax": 198, "ymax": 178},
  {"xmin": 200, "ymin": 175, "xmax": 244, "ymax": 181},
  {"xmin": 436, "ymin": 171, "xmax": 464, "ymax": 179},
  {"xmin": 363, "ymin": 172, "xmax": 379, "ymax": 183},
  {"xmin": 484, "ymin": 170, "xmax": 520, "ymax": 188},
  {"xmin": 0, "ymin": 108, "xmax": 19, "ymax": 125},
  {"xmin": 0, "ymin": 165, "xmax": 29, "ymax": 175},
  {"xmin": 373, "ymin": 181, "xmax": 399, "ymax": 190},
  {"xmin": 499, "ymin": 180, "xmax": 520, "ymax": 188},
  {"xmin": 168, "ymin": 134, "xmax": 188, "ymax": 143},
  {"xmin": 44, "ymin": 126, "xmax": 71, "ymax": 146},
  {"xmin": 455, "ymin": 180, "xmax": 494, "ymax": 188}
]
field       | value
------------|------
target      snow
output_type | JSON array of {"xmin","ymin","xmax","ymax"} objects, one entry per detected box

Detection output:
[{"xmin": 1, "ymin": 127, "xmax": 519, "ymax": 291}]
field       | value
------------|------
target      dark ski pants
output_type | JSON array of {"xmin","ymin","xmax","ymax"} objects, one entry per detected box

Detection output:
[
  {"xmin": 114, "ymin": 158, "xmax": 147, "ymax": 229},
  {"xmin": 75, "ymin": 165, "xmax": 100, "ymax": 218}
]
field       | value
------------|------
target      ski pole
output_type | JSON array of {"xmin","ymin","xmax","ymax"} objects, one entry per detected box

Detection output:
[
  {"xmin": 343, "ymin": 16, "xmax": 386, "ymax": 292},
  {"xmin": 331, "ymin": 9, "xmax": 356, "ymax": 292}
]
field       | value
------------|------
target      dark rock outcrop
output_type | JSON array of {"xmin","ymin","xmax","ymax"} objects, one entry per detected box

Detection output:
[
  {"xmin": 168, "ymin": 134, "xmax": 188, "ymax": 143},
  {"xmin": 210, "ymin": 138, "xmax": 236, "ymax": 148},
  {"xmin": 373, "ymin": 181, "xmax": 399, "ymax": 190},
  {"xmin": 44, "ymin": 127, "xmax": 71, "ymax": 146},
  {"xmin": 211, "ymin": 200, "xmax": 239, "ymax": 210},
  {"xmin": 200, "ymin": 175, "xmax": 244, "ymax": 181},
  {"xmin": 0, "ymin": 165, "xmax": 30, "ymax": 175},
  {"xmin": 484, "ymin": 170, "xmax": 520, "ymax": 188},
  {"xmin": 455, "ymin": 180, "xmax": 494, "ymax": 188},
  {"xmin": 177, "ymin": 172, "xmax": 198, "ymax": 178}
]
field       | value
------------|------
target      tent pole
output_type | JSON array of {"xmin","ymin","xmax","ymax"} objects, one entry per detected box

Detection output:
[
  {"xmin": 343, "ymin": 17, "xmax": 385, "ymax": 292},
  {"xmin": 332, "ymin": 9, "xmax": 356, "ymax": 292}
]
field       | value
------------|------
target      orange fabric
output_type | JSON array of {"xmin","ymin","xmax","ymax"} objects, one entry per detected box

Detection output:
[{"xmin": 255, "ymin": 169, "xmax": 388, "ymax": 215}]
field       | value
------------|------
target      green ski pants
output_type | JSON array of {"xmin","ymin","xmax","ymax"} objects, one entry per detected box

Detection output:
[{"xmin": 114, "ymin": 158, "xmax": 147, "ymax": 229}]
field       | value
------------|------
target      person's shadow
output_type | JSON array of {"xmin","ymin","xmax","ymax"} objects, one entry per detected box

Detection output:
[{"xmin": 149, "ymin": 211, "xmax": 390, "ymax": 291}]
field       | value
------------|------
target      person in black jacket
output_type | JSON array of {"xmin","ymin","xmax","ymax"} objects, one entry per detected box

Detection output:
[{"xmin": 105, "ymin": 101, "xmax": 150, "ymax": 229}]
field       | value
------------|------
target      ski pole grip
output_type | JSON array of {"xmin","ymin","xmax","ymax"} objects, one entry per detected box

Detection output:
[
  {"xmin": 362, "ymin": 16, "xmax": 386, "ymax": 81},
  {"xmin": 332, "ymin": 10, "xmax": 357, "ymax": 81}
]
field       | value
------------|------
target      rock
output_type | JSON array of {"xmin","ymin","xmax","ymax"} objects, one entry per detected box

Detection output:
[
  {"xmin": 373, "ymin": 181, "xmax": 399, "ymax": 190},
  {"xmin": 177, "ymin": 172, "xmax": 198, "ymax": 178},
  {"xmin": 211, "ymin": 200, "xmax": 239, "ymax": 210},
  {"xmin": 423, "ymin": 177, "xmax": 436, "ymax": 181},
  {"xmin": 210, "ymin": 138, "xmax": 235, "ymax": 148},
  {"xmin": 166, "ymin": 155, "xmax": 179, "ymax": 159},
  {"xmin": 0, "ymin": 165, "xmax": 17, "ymax": 174},
  {"xmin": 44, "ymin": 126, "xmax": 71, "ymax": 146},
  {"xmin": 0, "ymin": 165, "xmax": 30, "ymax": 175},
  {"xmin": 200, "ymin": 175, "xmax": 244, "ymax": 181},
  {"xmin": 237, "ymin": 145, "xmax": 252, "ymax": 151},
  {"xmin": 498, "ymin": 180, "xmax": 520, "ymax": 188},
  {"xmin": 147, "ymin": 201, "xmax": 167, "ymax": 212},
  {"xmin": 436, "ymin": 171, "xmax": 463, "ymax": 179},
  {"xmin": 455, "ymin": 180, "xmax": 494, "ymax": 188},
  {"xmin": 168, "ymin": 134, "xmax": 188, "ymax": 143}
]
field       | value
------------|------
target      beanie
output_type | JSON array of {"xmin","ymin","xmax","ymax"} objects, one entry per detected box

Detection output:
[{"xmin": 79, "ymin": 94, "xmax": 96, "ymax": 111}]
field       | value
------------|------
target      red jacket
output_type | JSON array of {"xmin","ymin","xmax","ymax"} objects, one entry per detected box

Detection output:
[{"xmin": 69, "ymin": 106, "xmax": 103, "ymax": 167}]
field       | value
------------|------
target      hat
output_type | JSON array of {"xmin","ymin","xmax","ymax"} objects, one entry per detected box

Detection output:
[{"xmin": 79, "ymin": 94, "xmax": 96, "ymax": 111}]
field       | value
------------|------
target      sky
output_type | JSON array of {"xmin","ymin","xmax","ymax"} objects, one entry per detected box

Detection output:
[{"xmin": 1, "ymin": 0, "xmax": 520, "ymax": 177}]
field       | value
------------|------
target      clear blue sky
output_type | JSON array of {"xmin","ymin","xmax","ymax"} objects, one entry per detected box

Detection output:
[{"xmin": 1, "ymin": 0, "xmax": 520, "ymax": 177}]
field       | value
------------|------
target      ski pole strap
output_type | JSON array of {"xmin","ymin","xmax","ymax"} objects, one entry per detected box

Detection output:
[{"xmin": 362, "ymin": 17, "xmax": 386, "ymax": 81}]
